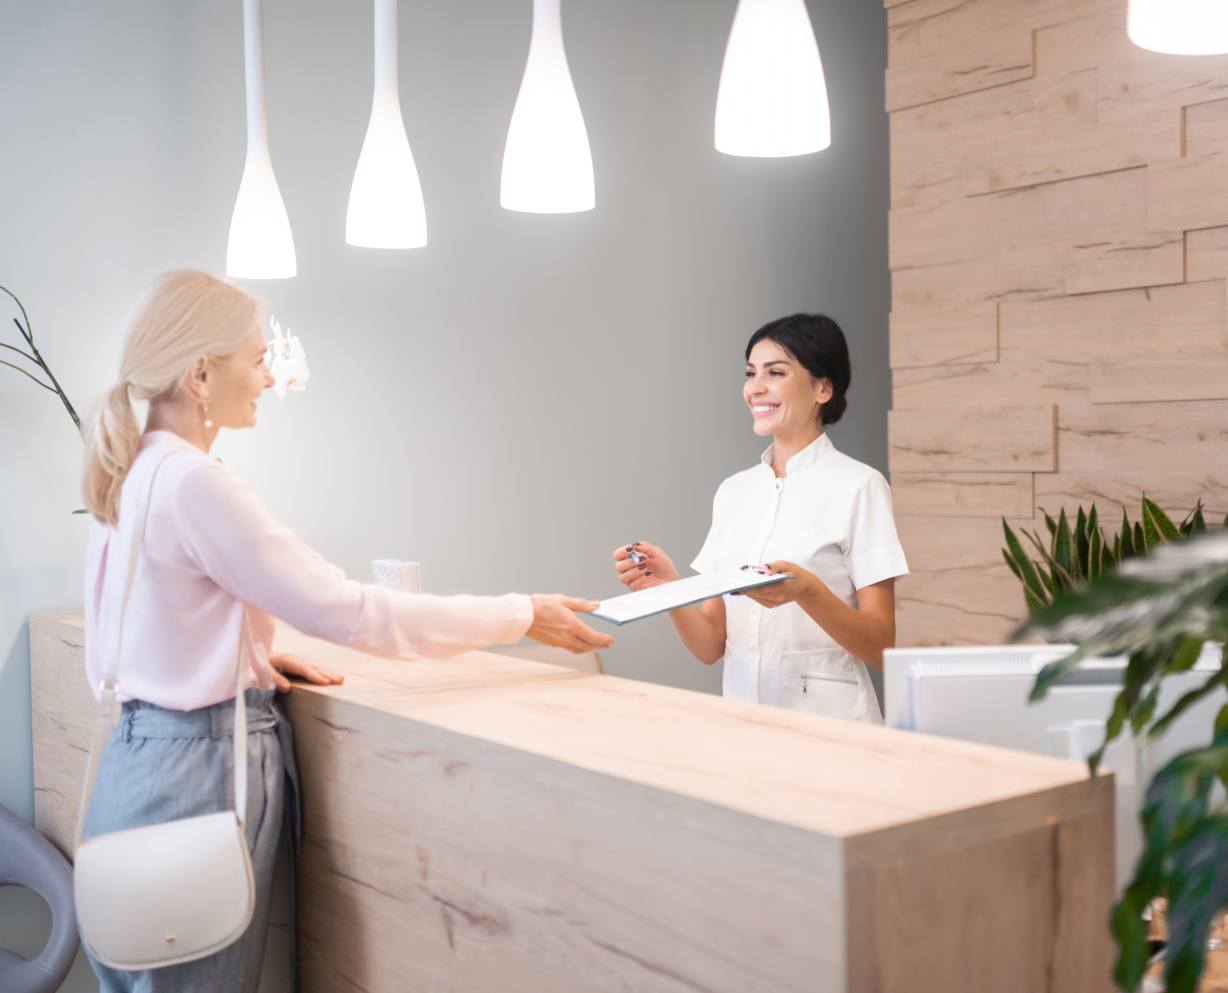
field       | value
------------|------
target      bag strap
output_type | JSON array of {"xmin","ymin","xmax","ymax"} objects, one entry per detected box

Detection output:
[{"xmin": 75, "ymin": 449, "xmax": 250, "ymax": 850}]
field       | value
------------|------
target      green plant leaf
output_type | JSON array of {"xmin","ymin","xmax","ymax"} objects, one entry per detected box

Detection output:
[
  {"xmin": 1017, "ymin": 531, "xmax": 1228, "ymax": 667},
  {"xmin": 1075, "ymin": 506, "xmax": 1090, "ymax": 582},
  {"xmin": 1162, "ymin": 635, "xmax": 1207, "ymax": 677},
  {"xmin": 1022, "ymin": 527, "xmax": 1074, "ymax": 593},
  {"xmin": 1190, "ymin": 502, "xmax": 1208, "ymax": 535},
  {"xmin": 1121, "ymin": 508, "xmax": 1136, "ymax": 558},
  {"xmin": 1216, "ymin": 694, "xmax": 1228, "ymax": 791},
  {"xmin": 1055, "ymin": 507, "xmax": 1074, "ymax": 576},
  {"xmin": 1043, "ymin": 508, "xmax": 1058, "ymax": 538},
  {"xmin": 1143, "ymin": 496, "xmax": 1182, "ymax": 545},
  {"xmin": 1163, "ymin": 813, "xmax": 1228, "ymax": 993},
  {"xmin": 1135, "ymin": 521, "xmax": 1148, "ymax": 554},
  {"xmin": 1091, "ymin": 647, "xmax": 1166, "ymax": 773},
  {"xmin": 1089, "ymin": 526, "xmax": 1104, "ymax": 581},
  {"xmin": 1002, "ymin": 520, "xmax": 1048, "ymax": 609},
  {"xmin": 1112, "ymin": 735, "xmax": 1228, "ymax": 993},
  {"xmin": 1150, "ymin": 667, "xmax": 1225, "ymax": 741},
  {"xmin": 1111, "ymin": 893, "xmax": 1154, "ymax": 993}
]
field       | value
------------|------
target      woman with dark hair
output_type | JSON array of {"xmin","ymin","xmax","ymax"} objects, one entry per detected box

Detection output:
[{"xmin": 611, "ymin": 313, "xmax": 907, "ymax": 722}]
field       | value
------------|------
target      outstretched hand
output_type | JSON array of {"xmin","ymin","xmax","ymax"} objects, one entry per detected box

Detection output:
[
  {"xmin": 269, "ymin": 653, "xmax": 346, "ymax": 693},
  {"xmin": 528, "ymin": 595, "xmax": 615, "ymax": 653}
]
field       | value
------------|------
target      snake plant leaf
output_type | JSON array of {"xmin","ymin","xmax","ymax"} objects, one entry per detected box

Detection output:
[
  {"xmin": 1193, "ymin": 504, "xmax": 1207, "ymax": 533},
  {"xmin": 1055, "ymin": 508, "xmax": 1074, "ymax": 575},
  {"xmin": 1088, "ymin": 505, "xmax": 1102, "ymax": 576},
  {"xmin": 1135, "ymin": 521, "xmax": 1148, "ymax": 554},
  {"xmin": 1020, "ymin": 529, "xmax": 1053, "ymax": 589},
  {"xmin": 1090, "ymin": 526, "xmax": 1104, "ymax": 581},
  {"xmin": 1121, "ymin": 508, "xmax": 1136, "ymax": 558},
  {"xmin": 1144, "ymin": 496, "xmax": 1182, "ymax": 545},
  {"xmin": 1114, "ymin": 532, "xmax": 1123, "ymax": 563},
  {"xmin": 1002, "ymin": 520, "xmax": 1047, "ymax": 606},
  {"xmin": 1075, "ymin": 506, "xmax": 1090, "ymax": 582},
  {"xmin": 1002, "ymin": 548, "xmax": 1023, "ymax": 581},
  {"xmin": 1022, "ymin": 527, "xmax": 1074, "ymax": 593},
  {"xmin": 1162, "ymin": 813, "xmax": 1228, "ymax": 993},
  {"xmin": 1043, "ymin": 508, "xmax": 1058, "ymax": 538},
  {"xmin": 1187, "ymin": 502, "xmax": 1208, "ymax": 536},
  {"xmin": 1018, "ymin": 531, "xmax": 1228, "ymax": 687}
]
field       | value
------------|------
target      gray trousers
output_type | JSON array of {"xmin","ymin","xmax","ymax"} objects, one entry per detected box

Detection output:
[{"xmin": 81, "ymin": 689, "xmax": 298, "ymax": 993}]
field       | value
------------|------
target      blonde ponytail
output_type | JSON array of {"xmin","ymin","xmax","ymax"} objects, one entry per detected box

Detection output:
[
  {"xmin": 82, "ymin": 271, "xmax": 262, "ymax": 526},
  {"xmin": 82, "ymin": 382, "xmax": 142, "ymax": 526}
]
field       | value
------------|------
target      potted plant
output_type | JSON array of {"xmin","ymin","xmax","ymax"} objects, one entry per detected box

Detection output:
[
  {"xmin": 1015, "ymin": 527, "xmax": 1228, "ymax": 993},
  {"xmin": 1003, "ymin": 500, "xmax": 1215, "ymax": 615},
  {"xmin": 1, "ymin": 286, "xmax": 80, "ymax": 436}
]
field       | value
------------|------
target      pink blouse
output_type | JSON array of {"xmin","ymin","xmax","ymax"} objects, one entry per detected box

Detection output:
[{"xmin": 84, "ymin": 431, "xmax": 534, "ymax": 710}]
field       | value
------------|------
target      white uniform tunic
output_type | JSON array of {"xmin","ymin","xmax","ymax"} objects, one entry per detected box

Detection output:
[{"xmin": 691, "ymin": 433, "xmax": 908, "ymax": 723}]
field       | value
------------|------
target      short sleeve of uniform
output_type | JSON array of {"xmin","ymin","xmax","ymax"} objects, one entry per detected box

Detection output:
[
  {"xmin": 845, "ymin": 472, "xmax": 909, "ymax": 590},
  {"xmin": 690, "ymin": 480, "xmax": 731, "ymax": 575}
]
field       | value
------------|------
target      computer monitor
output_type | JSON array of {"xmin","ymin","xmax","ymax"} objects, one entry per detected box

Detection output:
[{"xmin": 883, "ymin": 643, "xmax": 1225, "ymax": 893}]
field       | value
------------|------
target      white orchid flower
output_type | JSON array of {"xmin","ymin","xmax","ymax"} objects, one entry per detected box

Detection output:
[{"xmin": 265, "ymin": 316, "xmax": 310, "ymax": 399}]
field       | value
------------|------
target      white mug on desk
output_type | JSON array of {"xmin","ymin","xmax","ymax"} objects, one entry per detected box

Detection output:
[{"xmin": 371, "ymin": 559, "xmax": 421, "ymax": 594}]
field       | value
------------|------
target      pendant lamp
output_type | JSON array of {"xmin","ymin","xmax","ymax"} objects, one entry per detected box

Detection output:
[
  {"xmin": 1128, "ymin": 0, "xmax": 1228, "ymax": 55},
  {"xmin": 226, "ymin": 0, "xmax": 296, "ymax": 279},
  {"xmin": 346, "ymin": 0, "xmax": 428, "ymax": 248},
  {"xmin": 714, "ymin": 0, "xmax": 831, "ymax": 158},
  {"xmin": 500, "ymin": 0, "xmax": 595, "ymax": 213}
]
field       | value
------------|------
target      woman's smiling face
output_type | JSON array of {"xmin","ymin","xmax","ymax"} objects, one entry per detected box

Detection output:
[
  {"xmin": 203, "ymin": 325, "xmax": 275, "ymax": 429},
  {"xmin": 743, "ymin": 338, "xmax": 832, "ymax": 438}
]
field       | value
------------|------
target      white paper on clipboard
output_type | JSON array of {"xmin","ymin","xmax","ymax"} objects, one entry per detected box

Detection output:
[{"xmin": 591, "ymin": 568, "xmax": 791, "ymax": 626}]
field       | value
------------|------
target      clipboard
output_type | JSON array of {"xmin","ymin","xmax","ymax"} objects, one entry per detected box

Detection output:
[{"xmin": 591, "ymin": 568, "xmax": 792, "ymax": 626}]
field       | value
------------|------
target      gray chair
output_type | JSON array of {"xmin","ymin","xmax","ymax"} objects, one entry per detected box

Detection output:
[{"xmin": 0, "ymin": 804, "xmax": 79, "ymax": 993}]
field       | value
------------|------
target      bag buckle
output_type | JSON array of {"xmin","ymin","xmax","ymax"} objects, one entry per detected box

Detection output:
[{"xmin": 98, "ymin": 682, "xmax": 120, "ymax": 728}]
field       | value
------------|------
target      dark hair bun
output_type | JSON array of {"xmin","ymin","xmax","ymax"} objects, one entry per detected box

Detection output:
[
  {"xmin": 821, "ymin": 392, "xmax": 847, "ymax": 426},
  {"xmin": 744, "ymin": 313, "xmax": 851, "ymax": 426}
]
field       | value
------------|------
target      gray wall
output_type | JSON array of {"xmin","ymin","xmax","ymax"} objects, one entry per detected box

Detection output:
[{"xmin": 0, "ymin": 0, "xmax": 886, "ymax": 980}]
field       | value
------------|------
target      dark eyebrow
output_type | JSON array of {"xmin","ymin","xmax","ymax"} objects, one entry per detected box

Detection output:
[{"xmin": 745, "ymin": 360, "xmax": 791, "ymax": 369}]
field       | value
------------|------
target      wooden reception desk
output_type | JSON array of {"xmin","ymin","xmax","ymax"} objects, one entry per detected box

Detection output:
[{"xmin": 30, "ymin": 609, "xmax": 1114, "ymax": 993}]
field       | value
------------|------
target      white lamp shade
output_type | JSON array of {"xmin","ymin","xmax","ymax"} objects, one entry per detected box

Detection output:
[
  {"xmin": 714, "ymin": 0, "xmax": 831, "ymax": 157},
  {"xmin": 500, "ymin": 0, "xmax": 594, "ymax": 213},
  {"xmin": 1128, "ymin": 0, "xmax": 1228, "ymax": 54},
  {"xmin": 226, "ymin": 149, "xmax": 296, "ymax": 279},
  {"xmin": 346, "ymin": 0, "xmax": 428, "ymax": 248},
  {"xmin": 226, "ymin": 0, "xmax": 296, "ymax": 279}
]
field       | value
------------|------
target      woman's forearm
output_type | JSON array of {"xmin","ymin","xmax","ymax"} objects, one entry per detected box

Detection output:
[
  {"xmin": 796, "ymin": 581, "xmax": 895, "ymax": 669},
  {"xmin": 668, "ymin": 603, "xmax": 725, "ymax": 665}
]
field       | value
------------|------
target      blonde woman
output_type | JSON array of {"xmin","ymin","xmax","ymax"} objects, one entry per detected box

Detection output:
[{"xmin": 80, "ymin": 270, "xmax": 611, "ymax": 992}]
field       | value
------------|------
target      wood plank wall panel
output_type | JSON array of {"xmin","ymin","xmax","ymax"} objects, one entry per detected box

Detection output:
[{"xmin": 886, "ymin": 0, "xmax": 1228, "ymax": 645}]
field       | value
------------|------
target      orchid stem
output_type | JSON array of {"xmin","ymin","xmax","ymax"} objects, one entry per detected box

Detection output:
[{"xmin": 0, "ymin": 357, "xmax": 54, "ymax": 392}]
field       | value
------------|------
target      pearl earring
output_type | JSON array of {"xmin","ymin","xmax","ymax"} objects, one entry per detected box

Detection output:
[{"xmin": 203, "ymin": 403, "xmax": 214, "ymax": 430}]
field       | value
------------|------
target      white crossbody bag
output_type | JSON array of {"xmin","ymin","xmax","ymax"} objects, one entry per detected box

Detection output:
[{"xmin": 74, "ymin": 452, "xmax": 256, "ymax": 970}]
